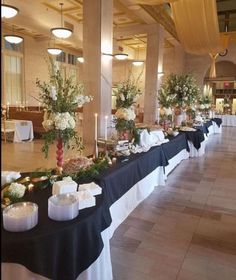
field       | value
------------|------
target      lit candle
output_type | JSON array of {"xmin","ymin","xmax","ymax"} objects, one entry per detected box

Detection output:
[
  {"xmin": 105, "ymin": 115, "xmax": 108, "ymax": 140},
  {"xmin": 94, "ymin": 113, "xmax": 98, "ymax": 141},
  {"xmin": 28, "ymin": 183, "xmax": 34, "ymax": 192}
]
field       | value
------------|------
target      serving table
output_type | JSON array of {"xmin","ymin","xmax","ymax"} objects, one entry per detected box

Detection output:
[
  {"xmin": 2, "ymin": 133, "xmax": 192, "ymax": 280},
  {"xmin": 215, "ymin": 115, "xmax": 236, "ymax": 127}
]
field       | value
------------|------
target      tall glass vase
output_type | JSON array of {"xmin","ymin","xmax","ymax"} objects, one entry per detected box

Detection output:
[{"xmin": 56, "ymin": 138, "xmax": 63, "ymax": 174}]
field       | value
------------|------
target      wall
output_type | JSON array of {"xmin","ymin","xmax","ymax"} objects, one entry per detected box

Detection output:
[{"xmin": 185, "ymin": 42, "xmax": 236, "ymax": 90}]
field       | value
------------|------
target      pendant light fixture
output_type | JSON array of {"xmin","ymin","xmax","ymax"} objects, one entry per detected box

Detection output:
[
  {"xmin": 114, "ymin": 53, "xmax": 128, "ymax": 60},
  {"xmin": 132, "ymin": 45, "xmax": 144, "ymax": 66},
  {"xmin": 47, "ymin": 36, "xmax": 62, "ymax": 56},
  {"xmin": 4, "ymin": 34, "xmax": 23, "ymax": 44},
  {"xmin": 51, "ymin": 3, "xmax": 73, "ymax": 39},
  {"xmin": 77, "ymin": 57, "xmax": 84, "ymax": 63},
  {"xmin": 4, "ymin": 26, "xmax": 23, "ymax": 44},
  {"xmin": 1, "ymin": 3, "xmax": 19, "ymax": 18}
]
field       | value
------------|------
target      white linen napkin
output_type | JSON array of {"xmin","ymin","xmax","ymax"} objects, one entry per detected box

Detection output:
[
  {"xmin": 79, "ymin": 182, "xmax": 102, "ymax": 196},
  {"xmin": 52, "ymin": 180, "xmax": 78, "ymax": 195},
  {"xmin": 72, "ymin": 190, "xmax": 96, "ymax": 210}
]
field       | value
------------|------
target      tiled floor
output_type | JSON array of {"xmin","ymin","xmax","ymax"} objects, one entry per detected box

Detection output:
[
  {"xmin": 110, "ymin": 127, "xmax": 236, "ymax": 280},
  {"xmin": 1, "ymin": 127, "xmax": 236, "ymax": 280}
]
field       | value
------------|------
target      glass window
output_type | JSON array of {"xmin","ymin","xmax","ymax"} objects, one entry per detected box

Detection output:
[
  {"xmin": 56, "ymin": 51, "xmax": 66, "ymax": 63},
  {"xmin": 4, "ymin": 55, "xmax": 22, "ymax": 104},
  {"xmin": 4, "ymin": 40, "xmax": 23, "ymax": 52},
  {"xmin": 68, "ymin": 53, "xmax": 76, "ymax": 65}
]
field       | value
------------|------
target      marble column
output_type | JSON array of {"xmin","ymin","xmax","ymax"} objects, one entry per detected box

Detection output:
[
  {"xmin": 144, "ymin": 24, "xmax": 164, "ymax": 124},
  {"xmin": 83, "ymin": 0, "xmax": 113, "ymax": 147}
]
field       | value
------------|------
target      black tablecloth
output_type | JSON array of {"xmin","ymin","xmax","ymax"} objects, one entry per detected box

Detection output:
[
  {"xmin": 1, "ymin": 181, "xmax": 111, "ymax": 280},
  {"xmin": 2, "ymin": 144, "xmax": 169, "ymax": 280},
  {"xmin": 180, "ymin": 130, "xmax": 205, "ymax": 150},
  {"xmin": 195, "ymin": 125, "xmax": 208, "ymax": 134},
  {"xmin": 211, "ymin": 118, "xmax": 222, "ymax": 127},
  {"xmin": 162, "ymin": 133, "xmax": 189, "ymax": 160},
  {"xmin": 95, "ymin": 145, "xmax": 168, "ymax": 208}
]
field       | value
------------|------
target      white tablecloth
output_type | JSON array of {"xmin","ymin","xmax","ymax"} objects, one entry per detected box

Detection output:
[
  {"xmin": 5, "ymin": 120, "xmax": 34, "ymax": 142},
  {"xmin": 215, "ymin": 115, "xmax": 236, "ymax": 127}
]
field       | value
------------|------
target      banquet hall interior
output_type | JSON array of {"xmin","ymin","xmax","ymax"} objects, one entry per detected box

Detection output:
[{"xmin": 1, "ymin": 0, "xmax": 236, "ymax": 280}]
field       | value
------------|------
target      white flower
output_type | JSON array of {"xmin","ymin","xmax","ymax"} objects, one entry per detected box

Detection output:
[
  {"xmin": 62, "ymin": 176, "xmax": 73, "ymax": 182},
  {"xmin": 205, "ymin": 104, "xmax": 210, "ymax": 109},
  {"xmin": 164, "ymin": 107, "xmax": 172, "ymax": 116},
  {"xmin": 50, "ymin": 86, "xmax": 57, "ymax": 101},
  {"xmin": 54, "ymin": 113, "xmax": 68, "ymax": 130},
  {"xmin": 115, "ymin": 108, "xmax": 136, "ymax": 121},
  {"xmin": 67, "ymin": 115, "xmax": 76, "ymax": 129},
  {"xmin": 119, "ymin": 93, "xmax": 125, "ymax": 101},
  {"xmin": 8, "ymin": 182, "xmax": 26, "ymax": 198},
  {"xmin": 200, "ymin": 104, "xmax": 205, "ymax": 109}
]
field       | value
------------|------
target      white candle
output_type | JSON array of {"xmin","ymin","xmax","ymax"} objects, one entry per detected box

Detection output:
[
  {"xmin": 94, "ymin": 113, "xmax": 98, "ymax": 141},
  {"xmin": 105, "ymin": 115, "xmax": 108, "ymax": 140},
  {"xmin": 157, "ymin": 108, "xmax": 160, "ymax": 124}
]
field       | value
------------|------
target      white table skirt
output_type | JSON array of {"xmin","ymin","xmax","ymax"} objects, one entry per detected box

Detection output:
[
  {"xmin": 215, "ymin": 115, "xmax": 236, "ymax": 127},
  {"xmin": 188, "ymin": 139, "xmax": 206, "ymax": 158},
  {"xmin": 212, "ymin": 122, "xmax": 222, "ymax": 134},
  {"xmin": 5, "ymin": 120, "xmax": 34, "ymax": 142},
  {"xmin": 164, "ymin": 149, "xmax": 189, "ymax": 177}
]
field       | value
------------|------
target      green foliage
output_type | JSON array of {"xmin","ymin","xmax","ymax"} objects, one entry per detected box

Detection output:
[
  {"xmin": 115, "ymin": 76, "xmax": 142, "ymax": 109},
  {"xmin": 158, "ymin": 73, "xmax": 200, "ymax": 108},
  {"xmin": 63, "ymin": 158, "xmax": 109, "ymax": 181}
]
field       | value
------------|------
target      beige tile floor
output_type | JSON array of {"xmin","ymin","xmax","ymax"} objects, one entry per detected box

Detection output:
[
  {"xmin": 1, "ymin": 127, "xmax": 236, "ymax": 280},
  {"xmin": 110, "ymin": 127, "xmax": 236, "ymax": 280}
]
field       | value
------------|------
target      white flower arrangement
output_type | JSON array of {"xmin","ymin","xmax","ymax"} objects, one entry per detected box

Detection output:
[
  {"xmin": 115, "ymin": 107, "xmax": 136, "ymax": 121},
  {"xmin": 36, "ymin": 57, "xmax": 93, "ymax": 157},
  {"xmin": 8, "ymin": 182, "xmax": 26, "ymax": 198},
  {"xmin": 158, "ymin": 73, "xmax": 200, "ymax": 108}
]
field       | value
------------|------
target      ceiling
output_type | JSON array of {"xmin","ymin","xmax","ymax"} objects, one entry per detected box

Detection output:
[{"xmin": 1, "ymin": 0, "xmax": 236, "ymax": 55}]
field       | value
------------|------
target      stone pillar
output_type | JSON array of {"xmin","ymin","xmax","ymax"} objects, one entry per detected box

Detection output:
[
  {"xmin": 144, "ymin": 24, "xmax": 164, "ymax": 123},
  {"xmin": 83, "ymin": 0, "xmax": 113, "ymax": 148}
]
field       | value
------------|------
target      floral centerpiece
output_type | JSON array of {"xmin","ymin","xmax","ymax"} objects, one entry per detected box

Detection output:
[
  {"xmin": 198, "ymin": 94, "xmax": 212, "ymax": 118},
  {"xmin": 222, "ymin": 95, "xmax": 231, "ymax": 114},
  {"xmin": 36, "ymin": 58, "xmax": 93, "ymax": 173},
  {"xmin": 114, "ymin": 76, "xmax": 142, "ymax": 140},
  {"xmin": 158, "ymin": 73, "xmax": 200, "ymax": 122}
]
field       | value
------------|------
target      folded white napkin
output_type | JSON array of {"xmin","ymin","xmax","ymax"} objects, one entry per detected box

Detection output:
[
  {"xmin": 79, "ymin": 182, "xmax": 102, "ymax": 196},
  {"xmin": 150, "ymin": 130, "xmax": 165, "ymax": 141},
  {"xmin": 1, "ymin": 171, "xmax": 21, "ymax": 186},
  {"xmin": 52, "ymin": 180, "xmax": 78, "ymax": 195},
  {"xmin": 72, "ymin": 190, "xmax": 96, "ymax": 210}
]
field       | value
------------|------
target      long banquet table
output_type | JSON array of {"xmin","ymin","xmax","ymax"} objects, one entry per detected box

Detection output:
[
  {"xmin": 1, "ymin": 127, "xmax": 221, "ymax": 280},
  {"xmin": 215, "ymin": 115, "xmax": 236, "ymax": 127}
]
